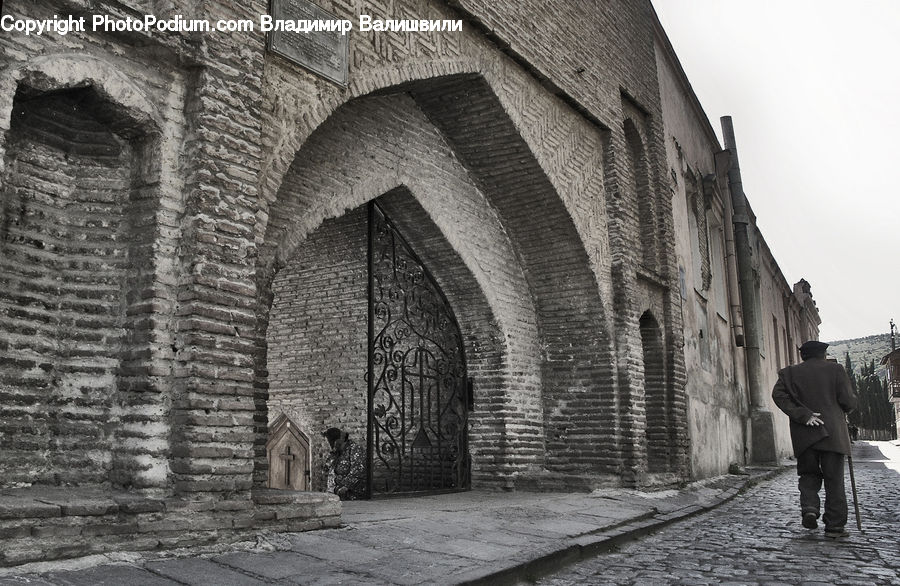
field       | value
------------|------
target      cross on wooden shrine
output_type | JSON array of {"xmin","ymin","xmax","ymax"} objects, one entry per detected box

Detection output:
[{"xmin": 280, "ymin": 446, "xmax": 296, "ymax": 487}]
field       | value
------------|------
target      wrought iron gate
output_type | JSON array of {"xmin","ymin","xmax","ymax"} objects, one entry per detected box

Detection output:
[{"xmin": 367, "ymin": 201, "xmax": 470, "ymax": 496}]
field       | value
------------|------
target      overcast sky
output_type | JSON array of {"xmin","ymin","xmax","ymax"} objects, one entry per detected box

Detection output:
[{"xmin": 652, "ymin": 0, "xmax": 898, "ymax": 342}]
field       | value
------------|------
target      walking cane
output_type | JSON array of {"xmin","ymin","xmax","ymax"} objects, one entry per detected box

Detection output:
[{"xmin": 847, "ymin": 448, "xmax": 863, "ymax": 533}]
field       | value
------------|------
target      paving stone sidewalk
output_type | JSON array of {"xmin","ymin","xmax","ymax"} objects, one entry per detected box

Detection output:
[
  {"xmin": 0, "ymin": 467, "xmax": 784, "ymax": 586},
  {"xmin": 536, "ymin": 440, "xmax": 900, "ymax": 585}
]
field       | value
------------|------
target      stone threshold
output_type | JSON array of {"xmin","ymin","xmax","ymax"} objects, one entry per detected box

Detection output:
[{"xmin": 0, "ymin": 486, "xmax": 340, "ymax": 567}]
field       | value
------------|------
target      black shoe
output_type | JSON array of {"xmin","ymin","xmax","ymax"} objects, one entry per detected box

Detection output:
[
  {"xmin": 824, "ymin": 527, "xmax": 849, "ymax": 538},
  {"xmin": 802, "ymin": 512, "xmax": 818, "ymax": 529}
]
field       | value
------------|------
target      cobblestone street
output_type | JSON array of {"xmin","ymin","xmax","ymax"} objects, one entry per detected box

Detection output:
[{"xmin": 536, "ymin": 441, "xmax": 900, "ymax": 586}]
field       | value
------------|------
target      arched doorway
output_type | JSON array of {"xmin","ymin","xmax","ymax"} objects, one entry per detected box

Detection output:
[
  {"xmin": 265, "ymin": 193, "xmax": 475, "ymax": 498},
  {"xmin": 640, "ymin": 311, "xmax": 671, "ymax": 473},
  {"xmin": 257, "ymin": 74, "xmax": 616, "ymax": 494}
]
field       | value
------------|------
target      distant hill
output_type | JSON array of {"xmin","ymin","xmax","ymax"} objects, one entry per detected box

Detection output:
[{"xmin": 826, "ymin": 333, "xmax": 895, "ymax": 379}]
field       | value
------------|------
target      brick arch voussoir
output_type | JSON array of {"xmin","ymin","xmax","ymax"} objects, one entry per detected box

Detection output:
[{"xmin": 257, "ymin": 57, "xmax": 488, "ymax": 248}]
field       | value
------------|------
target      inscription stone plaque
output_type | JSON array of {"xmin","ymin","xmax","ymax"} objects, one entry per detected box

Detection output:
[{"xmin": 268, "ymin": 0, "xmax": 349, "ymax": 86}]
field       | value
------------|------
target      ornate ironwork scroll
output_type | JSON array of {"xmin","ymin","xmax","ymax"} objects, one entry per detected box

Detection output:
[{"xmin": 367, "ymin": 201, "xmax": 470, "ymax": 495}]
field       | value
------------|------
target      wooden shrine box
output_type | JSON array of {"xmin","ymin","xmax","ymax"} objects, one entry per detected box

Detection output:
[{"xmin": 266, "ymin": 414, "xmax": 311, "ymax": 490}]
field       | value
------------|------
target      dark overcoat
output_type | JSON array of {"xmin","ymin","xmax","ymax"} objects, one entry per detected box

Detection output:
[{"xmin": 771, "ymin": 357, "xmax": 857, "ymax": 457}]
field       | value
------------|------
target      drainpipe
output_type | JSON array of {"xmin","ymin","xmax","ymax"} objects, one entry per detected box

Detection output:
[
  {"xmin": 711, "ymin": 152, "xmax": 749, "ymax": 463},
  {"xmin": 721, "ymin": 116, "xmax": 777, "ymax": 464},
  {"xmin": 710, "ymin": 155, "xmax": 745, "ymax": 349}
]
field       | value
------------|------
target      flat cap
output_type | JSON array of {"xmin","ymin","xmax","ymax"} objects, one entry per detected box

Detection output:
[{"xmin": 799, "ymin": 340, "xmax": 829, "ymax": 354}]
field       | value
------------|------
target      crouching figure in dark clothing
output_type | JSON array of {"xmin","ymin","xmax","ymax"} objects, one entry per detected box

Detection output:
[
  {"xmin": 772, "ymin": 340, "xmax": 858, "ymax": 538},
  {"xmin": 322, "ymin": 427, "xmax": 366, "ymax": 500}
]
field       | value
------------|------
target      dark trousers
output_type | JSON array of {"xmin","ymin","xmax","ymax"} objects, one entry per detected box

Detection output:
[{"xmin": 797, "ymin": 447, "xmax": 847, "ymax": 529}]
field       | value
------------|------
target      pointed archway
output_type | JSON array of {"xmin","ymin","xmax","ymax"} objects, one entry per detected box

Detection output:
[
  {"xmin": 264, "ymin": 189, "xmax": 490, "ymax": 496},
  {"xmin": 255, "ymin": 73, "xmax": 617, "ymax": 492}
]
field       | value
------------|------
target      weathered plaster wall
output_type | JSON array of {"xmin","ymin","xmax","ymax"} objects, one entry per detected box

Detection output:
[
  {"xmin": 755, "ymin": 236, "xmax": 820, "ymax": 460},
  {"xmin": 654, "ymin": 33, "xmax": 748, "ymax": 479}
]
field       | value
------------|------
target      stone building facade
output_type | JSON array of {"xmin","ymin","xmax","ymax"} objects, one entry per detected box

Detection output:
[
  {"xmin": 0, "ymin": 0, "xmax": 817, "ymax": 564},
  {"xmin": 654, "ymin": 18, "xmax": 821, "ymax": 472}
]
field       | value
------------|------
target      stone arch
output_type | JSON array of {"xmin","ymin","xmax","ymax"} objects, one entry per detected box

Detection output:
[
  {"xmin": 257, "ymin": 58, "xmax": 484, "ymax": 232},
  {"xmin": 256, "ymin": 88, "xmax": 533, "ymax": 491},
  {"xmin": 639, "ymin": 310, "xmax": 671, "ymax": 474},
  {"xmin": 255, "ymin": 73, "xmax": 617, "ymax": 491},
  {"xmin": 0, "ymin": 59, "xmax": 172, "ymax": 489},
  {"xmin": 258, "ymin": 56, "xmax": 611, "ymax": 258}
]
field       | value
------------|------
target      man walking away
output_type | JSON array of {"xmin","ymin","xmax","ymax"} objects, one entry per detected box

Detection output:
[{"xmin": 772, "ymin": 340, "xmax": 858, "ymax": 538}]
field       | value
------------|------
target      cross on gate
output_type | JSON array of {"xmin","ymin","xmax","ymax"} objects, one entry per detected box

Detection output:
[{"xmin": 280, "ymin": 446, "xmax": 295, "ymax": 487}]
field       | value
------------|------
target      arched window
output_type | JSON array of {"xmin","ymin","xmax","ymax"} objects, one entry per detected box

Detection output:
[{"xmin": 624, "ymin": 118, "xmax": 657, "ymax": 270}]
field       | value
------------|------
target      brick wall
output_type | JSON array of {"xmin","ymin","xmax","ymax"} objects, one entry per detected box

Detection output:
[
  {"xmin": 267, "ymin": 207, "xmax": 369, "ymax": 491},
  {"xmin": 438, "ymin": 0, "xmax": 689, "ymax": 483},
  {"xmin": 0, "ymin": 76, "xmax": 174, "ymax": 489},
  {"xmin": 0, "ymin": 0, "xmax": 207, "ymax": 497},
  {"xmin": 167, "ymin": 0, "xmax": 269, "ymax": 499},
  {"xmin": 0, "ymin": 88, "xmax": 134, "ymax": 486},
  {"xmin": 250, "ymin": 0, "xmax": 688, "ymax": 488},
  {"xmin": 0, "ymin": 0, "xmax": 690, "ymax": 495},
  {"xmin": 0, "ymin": 0, "xmax": 713, "ymax": 563}
]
